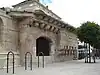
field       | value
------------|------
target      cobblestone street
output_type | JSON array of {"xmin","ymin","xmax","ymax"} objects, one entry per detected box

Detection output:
[{"xmin": 0, "ymin": 59, "xmax": 100, "ymax": 75}]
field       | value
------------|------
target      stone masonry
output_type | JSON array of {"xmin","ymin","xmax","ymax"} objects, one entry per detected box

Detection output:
[{"xmin": 0, "ymin": 0, "xmax": 78, "ymax": 68}]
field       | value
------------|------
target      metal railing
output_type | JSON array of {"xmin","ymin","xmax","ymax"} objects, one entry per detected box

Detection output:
[
  {"xmin": 25, "ymin": 52, "xmax": 32, "ymax": 70},
  {"xmin": 38, "ymin": 52, "xmax": 44, "ymax": 68},
  {"xmin": 7, "ymin": 51, "xmax": 15, "ymax": 74}
]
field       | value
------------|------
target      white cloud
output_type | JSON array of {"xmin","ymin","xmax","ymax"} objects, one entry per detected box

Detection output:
[{"xmin": 0, "ymin": 0, "xmax": 100, "ymax": 27}]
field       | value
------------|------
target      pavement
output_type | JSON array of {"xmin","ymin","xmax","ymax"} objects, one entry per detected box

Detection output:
[{"xmin": 0, "ymin": 59, "xmax": 100, "ymax": 75}]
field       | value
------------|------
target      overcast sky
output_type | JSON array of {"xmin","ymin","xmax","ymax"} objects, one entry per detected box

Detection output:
[{"xmin": 0, "ymin": 0, "xmax": 100, "ymax": 27}]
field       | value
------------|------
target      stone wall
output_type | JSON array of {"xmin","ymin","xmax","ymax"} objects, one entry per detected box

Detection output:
[
  {"xmin": 0, "ymin": 11, "xmax": 20, "ymax": 68},
  {"xmin": 2, "ymin": 18, "xmax": 19, "ymax": 51},
  {"xmin": 60, "ymin": 29, "xmax": 77, "ymax": 49},
  {"xmin": 54, "ymin": 29, "xmax": 78, "ymax": 62},
  {"xmin": 0, "ymin": 8, "xmax": 78, "ymax": 68},
  {"xmin": 19, "ymin": 22, "xmax": 57, "ymax": 65}
]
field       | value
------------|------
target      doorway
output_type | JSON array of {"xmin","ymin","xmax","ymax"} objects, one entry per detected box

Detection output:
[{"xmin": 36, "ymin": 36, "xmax": 52, "ymax": 56}]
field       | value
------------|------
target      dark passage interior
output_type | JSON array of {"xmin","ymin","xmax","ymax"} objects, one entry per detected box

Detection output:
[{"xmin": 36, "ymin": 37, "xmax": 51, "ymax": 56}]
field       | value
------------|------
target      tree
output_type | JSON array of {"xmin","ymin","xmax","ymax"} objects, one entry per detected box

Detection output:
[{"xmin": 77, "ymin": 21, "xmax": 100, "ymax": 62}]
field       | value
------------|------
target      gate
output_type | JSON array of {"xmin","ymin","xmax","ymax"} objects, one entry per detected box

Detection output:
[
  {"xmin": 25, "ymin": 52, "xmax": 32, "ymax": 70},
  {"xmin": 7, "ymin": 51, "xmax": 14, "ymax": 74},
  {"xmin": 38, "ymin": 52, "xmax": 44, "ymax": 68}
]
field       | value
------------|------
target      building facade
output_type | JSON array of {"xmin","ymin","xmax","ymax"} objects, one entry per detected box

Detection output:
[{"xmin": 0, "ymin": 0, "xmax": 78, "ymax": 68}]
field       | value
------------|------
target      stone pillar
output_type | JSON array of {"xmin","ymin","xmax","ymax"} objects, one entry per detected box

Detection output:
[
  {"xmin": 19, "ymin": 24, "xmax": 36, "ymax": 66},
  {"xmin": 50, "ymin": 43, "xmax": 55, "ymax": 63},
  {"xmin": 19, "ymin": 24, "xmax": 28, "ymax": 66}
]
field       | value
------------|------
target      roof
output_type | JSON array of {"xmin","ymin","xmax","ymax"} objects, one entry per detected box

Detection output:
[
  {"xmin": 34, "ymin": 10, "xmax": 76, "ymax": 30},
  {"xmin": 12, "ymin": 0, "xmax": 32, "ymax": 7},
  {"xmin": 6, "ymin": 0, "xmax": 76, "ymax": 33},
  {"xmin": 12, "ymin": 0, "xmax": 61, "ymax": 20}
]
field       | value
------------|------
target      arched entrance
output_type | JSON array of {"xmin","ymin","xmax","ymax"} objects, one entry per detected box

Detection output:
[
  {"xmin": 0, "ymin": 17, "xmax": 4, "ymax": 42},
  {"xmin": 0, "ymin": 18, "xmax": 3, "ymax": 24},
  {"xmin": 36, "ymin": 36, "xmax": 52, "ymax": 56}
]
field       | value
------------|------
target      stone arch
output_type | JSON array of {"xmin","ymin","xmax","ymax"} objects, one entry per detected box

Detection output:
[
  {"xmin": 0, "ymin": 17, "xmax": 4, "ymax": 42},
  {"xmin": 36, "ymin": 36, "xmax": 53, "ymax": 56},
  {"xmin": 0, "ymin": 17, "xmax": 3, "ymax": 25}
]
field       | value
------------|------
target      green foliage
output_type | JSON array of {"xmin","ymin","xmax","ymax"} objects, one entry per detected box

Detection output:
[{"xmin": 77, "ymin": 21, "xmax": 100, "ymax": 48}]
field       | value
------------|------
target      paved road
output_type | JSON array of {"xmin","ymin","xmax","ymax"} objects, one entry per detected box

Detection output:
[{"xmin": 0, "ymin": 59, "xmax": 100, "ymax": 75}]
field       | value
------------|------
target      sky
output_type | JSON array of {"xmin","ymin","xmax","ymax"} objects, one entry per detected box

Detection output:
[{"xmin": 0, "ymin": 0, "xmax": 100, "ymax": 27}]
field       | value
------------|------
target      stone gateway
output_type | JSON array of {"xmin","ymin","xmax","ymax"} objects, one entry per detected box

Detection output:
[{"xmin": 0, "ymin": 0, "xmax": 78, "ymax": 68}]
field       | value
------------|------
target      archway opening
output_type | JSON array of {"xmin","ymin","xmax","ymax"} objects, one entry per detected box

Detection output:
[
  {"xmin": 36, "ymin": 36, "xmax": 52, "ymax": 56},
  {"xmin": 0, "ymin": 17, "xmax": 3, "ymax": 42}
]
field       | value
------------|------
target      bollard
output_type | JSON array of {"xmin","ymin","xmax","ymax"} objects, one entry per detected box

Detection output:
[
  {"xmin": 7, "ymin": 51, "xmax": 14, "ymax": 74},
  {"xmin": 25, "ymin": 52, "xmax": 32, "ymax": 70},
  {"xmin": 38, "ymin": 52, "xmax": 44, "ymax": 68}
]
